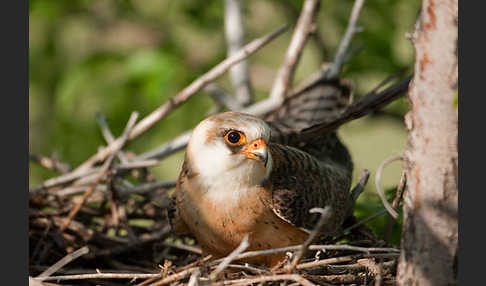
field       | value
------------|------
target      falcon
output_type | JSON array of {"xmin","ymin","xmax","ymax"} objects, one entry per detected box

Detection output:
[{"xmin": 170, "ymin": 80, "xmax": 355, "ymax": 267}]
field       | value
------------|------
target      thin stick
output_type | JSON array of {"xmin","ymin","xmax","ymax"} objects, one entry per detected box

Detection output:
[
  {"xmin": 225, "ymin": 0, "xmax": 253, "ymax": 106},
  {"xmin": 224, "ymin": 264, "xmax": 270, "ymax": 275},
  {"xmin": 72, "ymin": 25, "xmax": 288, "ymax": 174},
  {"xmin": 296, "ymin": 253, "xmax": 399, "ymax": 270},
  {"xmin": 287, "ymin": 207, "xmax": 332, "ymax": 271},
  {"xmin": 29, "ymin": 168, "xmax": 98, "ymax": 195},
  {"xmin": 148, "ymin": 268, "xmax": 198, "ymax": 286},
  {"xmin": 220, "ymin": 274, "xmax": 315, "ymax": 286},
  {"xmin": 96, "ymin": 112, "xmax": 128, "ymax": 164},
  {"xmin": 60, "ymin": 112, "xmax": 139, "ymax": 231},
  {"xmin": 343, "ymin": 209, "xmax": 388, "ymax": 233},
  {"xmin": 29, "ymin": 153, "xmax": 71, "ymax": 174},
  {"xmin": 36, "ymin": 246, "xmax": 90, "ymax": 280},
  {"xmin": 204, "ymin": 83, "xmax": 243, "ymax": 111},
  {"xmin": 128, "ymin": 25, "xmax": 286, "ymax": 140},
  {"xmin": 162, "ymin": 241, "xmax": 203, "ymax": 255},
  {"xmin": 115, "ymin": 160, "xmax": 159, "ymax": 170},
  {"xmin": 209, "ymin": 235, "xmax": 250, "ymax": 280},
  {"xmin": 325, "ymin": 0, "xmax": 366, "ymax": 79},
  {"xmin": 384, "ymin": 171, "xmax": 406, "ymax": 243},
  {"xmin": 136, "ymin": 130, "xmax": 192, "ymax": 161},
  {"xmin": 375, "ymin": 155, "xmax": 403, "ymax": 219},
  {"xmin": 187, "ymin": 269, "xmax": 201, "ymax": 286},
  {"xmin": 39, "ymin": 273, "xmax": 161, "ymax": 282},
  {"xmin": 117, "ymin": 180, "xmax": 177, "ymax": 194},
  {"xmin": 210, "ymin": 244, "xmax": 399, "ymax": 265},
  {"xmin": 351, "ymin": 169, "xmax": 370, "ymax": 202},
  {"xmin": 270, "ymin": 0, "xmax": 320, "ymax": 100},
  {"xmin": 135, "ymin": 73, "xmax": 411, "ymax": 164}
]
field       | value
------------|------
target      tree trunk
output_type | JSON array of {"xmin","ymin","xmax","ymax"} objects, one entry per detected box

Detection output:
[{"xmin": 397, "ymin": 0, "xmax": 458, "ymax": 285}]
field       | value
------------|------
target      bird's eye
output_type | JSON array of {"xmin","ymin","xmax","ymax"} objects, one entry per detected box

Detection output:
[{"xmin": 225, "ymin": 130, "xmax": 245, "ymax": 145}]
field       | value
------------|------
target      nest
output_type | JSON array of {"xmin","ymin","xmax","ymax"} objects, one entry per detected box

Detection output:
[
  {"xmin": 29, "ymin": 1, "xmax": 410, "ymax": 283},
  {"xmin": 30, "ymin": 177, "xmax": 400, "ymax": 286}
]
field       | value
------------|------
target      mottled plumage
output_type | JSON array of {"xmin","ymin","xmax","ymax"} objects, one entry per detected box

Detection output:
[{"xmin": 170, "ymin": 79, "xmax": 354, "ymax": 266}]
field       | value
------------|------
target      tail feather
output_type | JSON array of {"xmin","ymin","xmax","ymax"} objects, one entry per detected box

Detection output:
[
  {"xmin": 263, "ymin": 74, "xmax": 412, "ymax": 177},
  {"xmin": 264, "ymin": 78, "xmax": 353, "ymax": 146}
]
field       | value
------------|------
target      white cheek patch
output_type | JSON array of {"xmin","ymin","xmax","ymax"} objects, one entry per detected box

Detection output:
[
  {"xmin": 191, "ymin": 141, "xmax": 231, "ymax": 180},
  {"xmin": 186, "ymin": 114, "xmax": 273, "ymax": 209}
]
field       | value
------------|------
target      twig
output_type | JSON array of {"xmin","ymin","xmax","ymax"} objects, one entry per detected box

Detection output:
[
  {"xmin": 303, "ymin": 273, "xmax": 363, "ymax": 285},
  {"xmin": 162, "ymin": 241, "xmax": 203, "ymax": 255},
  {"xmin": 135, "ymin": 73, "xmax": 410, "ymax": 164},
  {"xmin": 310, "ymin": 244, "xmax": 399, "ymax": 254},
  {"xmin": 148, "ymin": 267, "xmax": 199, "ymax": 286},
  {"xmin": 135, "ymin": 130, "xmax": 192, "ymax": 161},
  {"xmin": 375, "ymin": 155, "xmax": 403, "ymax": 219},
  {"xmin": 30, "ymin": 159, "xmax": 160, "ymax": 195},
  {"xmin": 343, "ymin": 209, "xmax": 388, "ymax": 233},
  {"xmin": 91, "ymin": 225, "xmax": 171, "ymax": 258},
  {"xmin": 204, "ymin": 83, "xmax": 243, "ymax": 111},
  {"xmin": 209, "ymin": 235, "xmax": 250, "ymax": 280},
  {"xmin": 224, "ymin": 264, "xmax": 270, "ymax": 275},
  {"xmin": 127, "ymin": 23, "xmax": 282, "ymax": 137},
  {"xmin": 72, "ymin": 25, "xmax": 288, "ymax": 174},
  {"xmin": 325, "ymin": 0, "xmax": 366, "ymax": 79},
  {"xmin": 96, "ymin": 113, "xmax": 129, "ymax": 164},
  {"xmin": 220, "ymin": 274, "xmax": 315, "ymax": 286},
  {"xmin": 211, "ymin": 244, "xmax": 399, "ymax": 265},
  {"xmin": 187, "ymin": 268, "xmax": 201, "ymax": 286},
  {"xmin": 29, "ymin": 153, "xmax": 71, "ymax": 174},
  {"xmin": 29, "ymin": 168, "xmax": 98, "ymax": 195},
  {"xmin": 351, "ymin": 169, "xmax": 370, "ymax": 202},
  {"xmin": 287, "ymin": 207, "xmax": 332, "ymax": 271},
  {"xmin": 116, "ymin": 180, "xmax": 177, "ymax": 194},
  {"xmin": 36, "ymin": 246, "xmax": 90, "ymax": 281},
  {"xmin": 270, "ymin": 0, "xmax": 321, "ymax": 100},
  {"xmin": 60, "ymin": 112, "xmax": 139, "ymax": 231},
  {"xmin": 225, "ymin": 0, "xmax": 253, "ymax": 106},
  {"xmin": 384, "ymin": 171, "xmax": 406, "ymax": 243},
  {"xmin": 39, "ymin": 272, "xmax": 161, "ymax": 282},
  {"xmin": 115, "ymin": 159, "xmax": 159, "ymax": 170},
  {"xmin": 296, "ymin": 253, "xmax": 399, "ymax": 270}
]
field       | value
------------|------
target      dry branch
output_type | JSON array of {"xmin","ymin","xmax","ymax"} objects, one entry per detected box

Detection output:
[
  {"xmin": 36, "ymin": 246, "xmax": 90, "ymax": 281},
  {"xmin": 269, "ymin": 0, "xmax": 321, "ymax": 100},
  {"xmin": 30, "ymin": 153, "xmax": 71, "ymax": 174},
  {"xmin": 384, "ymin": 171, "xmax": 406, "ymax": 243},
  {"xmin": 209, "ymin": 235, "xmax": 249, "ymax": 280},
  {"xmin": 72, "ymin": 25, "xmax": 288, "ymax": 174},
  {"xmin": 219, "ymin": 274, "xmax": 315, "ymax": 286},
  {"xmin": 287, "ymin": 207, "xmax": 332, "ymax": 271},
  {"xmin": 375, "ymin": 155, "xmax": 403, "ymax": 219},
  {"xmin": 40, "ymin": 272, "xmax": 161, "ymax": 282},
  {"xmin": 60, "ymin": 112, "xmax": 139, "ymax": 231},
  {"xmin": 225, "ymin": 0, "xmax": 253, "ymax": 106},
  {"xmin": 133, "ymin": 75, "xmax": 411, "ymax": 164},
  {"xmin": 324, "ymin": 0, "xmax": 366, "ymax": 79}
]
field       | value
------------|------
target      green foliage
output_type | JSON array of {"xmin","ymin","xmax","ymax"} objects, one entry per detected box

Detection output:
[{"xmin": 354, "ymin": 185, "xmax": 403, "ymax": 246}]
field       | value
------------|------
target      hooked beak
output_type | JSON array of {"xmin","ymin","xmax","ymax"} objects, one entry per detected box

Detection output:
[{"xmin": 240, "ymin": 138, "xmax": 268, "ymax": 167}]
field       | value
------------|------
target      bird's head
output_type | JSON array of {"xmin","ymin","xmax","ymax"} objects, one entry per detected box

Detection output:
[{"xmin": 186, "ymin": 112, "xmax": 273, "ymax": 188}]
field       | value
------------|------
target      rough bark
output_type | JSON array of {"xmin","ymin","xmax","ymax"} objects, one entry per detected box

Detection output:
[{"xmin": 397, "ymin": 0, "xmax": 458, "ymax": 285}]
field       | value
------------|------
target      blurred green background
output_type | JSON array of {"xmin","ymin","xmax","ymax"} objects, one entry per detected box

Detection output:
[{"xmin": 29, "ymin": 0, "xmax": 420, "ymax": 245}]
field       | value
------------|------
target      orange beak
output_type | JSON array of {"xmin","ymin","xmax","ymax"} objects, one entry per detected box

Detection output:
[{"xmin": 240, "ymin": 139, "xmax": 268, "ymax": 166}]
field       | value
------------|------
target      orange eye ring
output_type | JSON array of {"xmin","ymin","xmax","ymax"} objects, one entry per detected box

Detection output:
[{"xmin": 224, "ymin": 130, "xmax": 246, "ymax": 146}]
